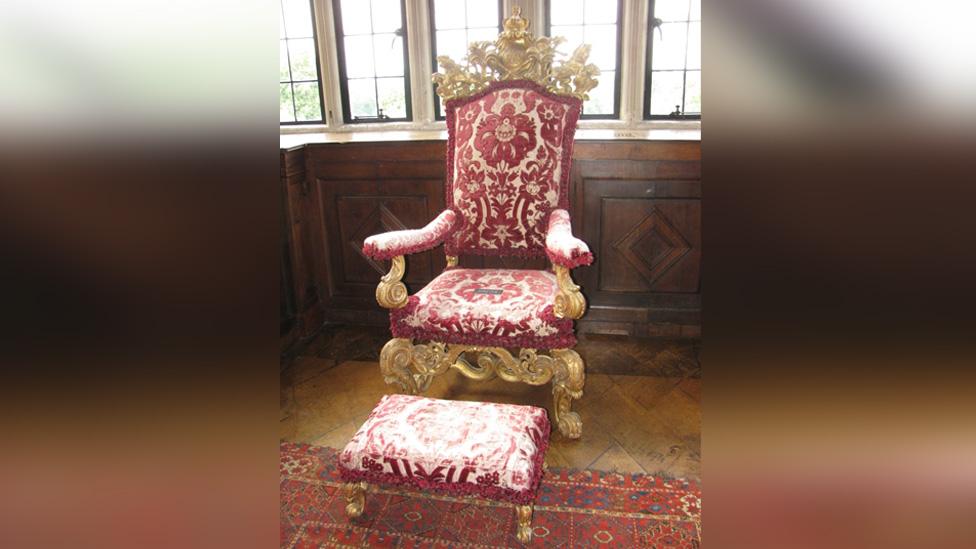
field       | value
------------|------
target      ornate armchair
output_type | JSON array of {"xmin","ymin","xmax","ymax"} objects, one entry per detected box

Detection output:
[{"xmin": 362, "ymin": 8, "xmax": 599, "ymax": 439}]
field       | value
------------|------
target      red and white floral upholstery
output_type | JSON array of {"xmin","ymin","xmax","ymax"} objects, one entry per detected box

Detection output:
[
  {"xmin": 338, "ymin": 394, "xmax": 550, "ymax": 504},
  {"xmin": 545, "ymin": 208, "xmax": 593, "ymax": 268},
  {"xmin": 444, "ymin": 80, "xmax": 581, "ymax": 258},
  {"xmin": 390, "ymin": 268, "xmax": 575, "ymax": 348},
  {"xmin": 362, "ymin": 81, "xmax": 590, "ymax": 348},
  {"xmin": 362, "ymin": 210, "xmax": 457, "ymax": 260}
]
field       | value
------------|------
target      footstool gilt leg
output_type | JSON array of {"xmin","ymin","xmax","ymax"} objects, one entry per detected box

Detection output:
[
  {"xmin": 551, "ymin": 349, "xmax": 585, "ymax": 439},
  {"xmin": 344, "ymin": 481, "xmax": 367, "ymax": 518},
  {"xmin": 516, "ymin": 504, "xmax": 533, "ymax": 543}
]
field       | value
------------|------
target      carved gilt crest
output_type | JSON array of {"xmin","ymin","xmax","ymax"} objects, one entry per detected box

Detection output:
[{"xmin": 432, "ymin": 6, "xmax": 600, "ymax": 102}]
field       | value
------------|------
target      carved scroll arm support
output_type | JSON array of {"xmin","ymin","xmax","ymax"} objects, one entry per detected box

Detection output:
[
  {"xmin": 553, "ymin": 264, "xmax": 587, "ymax": 320},
  {"xmin": 375, "ymin": 255, "xmax": 409, "ymax": 309}
]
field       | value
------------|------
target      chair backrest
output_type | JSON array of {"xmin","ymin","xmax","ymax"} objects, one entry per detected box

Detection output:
[
  {"xmin": 444, "ymin": 81, "xmax": 580, "ymax": 257},
  {"xmin": 433, "ymin": 7, "xmax": 599, "ymax": 259}
]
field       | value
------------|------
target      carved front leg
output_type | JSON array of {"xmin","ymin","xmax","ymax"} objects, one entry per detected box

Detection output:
[
  {"xmin": 515, "ymin": 504, "xmax": 533, "ymax": 543},
  {"xmin": 379, "ymin": 338, "xmax": 422, "ymax": 394},
  {"xmin": 344, "ymin": 481, "xmax": 367, "ymax": 518},
  {"xmin": 551, "ymin": 349, "xmax": 585, "ymax": 439}
]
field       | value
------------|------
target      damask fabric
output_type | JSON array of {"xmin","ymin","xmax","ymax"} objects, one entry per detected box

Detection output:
[
  {"xmin": 545, "ymin": 208, "xmax": 593, "ymax": 268},
  {"xmin": 362, "ymin": 210, "xmax": 457, "ymax": 260},
  {"xmin": 338, "ymin": 394, "xmax": 550, "ymax": 504},
  {"xmin": 390, "ymin": 268, "xmax": 576, "ymax": 349},
  {"xmin": 445, "ymin": 80, "xmax": 582, "ymax": 258}
]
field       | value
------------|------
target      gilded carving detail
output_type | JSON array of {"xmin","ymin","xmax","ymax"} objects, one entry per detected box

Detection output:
[
  {"xmin": 344, "ymin": 481, "xmax": 366, "ymax": 518},
  {"xmin": 375, "ymin": 255, "xmax": 408, "ymax": 309},
  {"xmin": 432, "ymin": 7, "xmax": 600, "ymax": 102},
  {"xmin": 378, "ymin": 337, "xmax": 585, "ymax": 439},
  {"xmin": 553, "ymin": 265, "xmax": 587, "ymax": 319},
  {"xmin": 516, "ymin": 504, "xmax": 534, "ymax": 543}
]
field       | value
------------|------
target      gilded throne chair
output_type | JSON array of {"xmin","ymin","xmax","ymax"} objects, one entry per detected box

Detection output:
[{"xmin": 361, "ymin": 8, "xmax": 599, "ymax": 439}]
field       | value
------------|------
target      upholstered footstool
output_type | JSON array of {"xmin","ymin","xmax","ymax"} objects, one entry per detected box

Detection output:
[{"xmin": 338, "ymin": 394, "xmax": 550, "ymax": 543}]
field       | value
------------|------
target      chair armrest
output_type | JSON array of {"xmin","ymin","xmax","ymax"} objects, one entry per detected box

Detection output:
[
  {"xmin": 545, "ymin": 209, "xmax": 593, "ymax": 268},
  {"xmin": 363, "ymin": 210, "xmax": 457, "ymax": 260}
]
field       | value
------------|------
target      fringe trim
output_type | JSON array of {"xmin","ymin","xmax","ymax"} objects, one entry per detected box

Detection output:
[
  {"xmin": 363, "ymin": 240, "xmax": 446, "ymax": 261},
  {"xmin": 389, "ymin": 303, "xmax": 577, "ymax": 349},
  {"xmin": 546, "ymin": 249, "xmax": 594, "ymax": 269},
  {"xmin": 442, "ymin": 244, "xmax": 548, "ymax": 259}
]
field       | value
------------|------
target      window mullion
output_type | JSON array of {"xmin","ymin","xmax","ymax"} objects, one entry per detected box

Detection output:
[
  {"xmin": 619, "ymin": 0, "xmax": 647, "ymax": 124},
  {"xmin": 313, "ymin": 0, "xmax": 343, "ymax": 127},
  {"xmin": 405, "ymin": 0, "xmax": 434, "ymax": 125}
]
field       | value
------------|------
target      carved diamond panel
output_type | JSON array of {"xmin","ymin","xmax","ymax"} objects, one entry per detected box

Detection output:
[
  {"xmin": 611, "ymin": 210, "xmax": 691, "ymax": 286},
  {"xmin": 348, "ymin": 204, "xmax": 407, "ymax": 275}
]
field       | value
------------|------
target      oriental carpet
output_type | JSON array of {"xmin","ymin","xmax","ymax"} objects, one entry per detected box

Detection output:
[{"xmin": 281, "ymin": 442, "xmax": 701, "ymax": 548}]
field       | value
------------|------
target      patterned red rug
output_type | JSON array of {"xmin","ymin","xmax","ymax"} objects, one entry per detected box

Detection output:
[{"xmin": 281, "ymin": 442, "xmax": 701, "ymax": 548}]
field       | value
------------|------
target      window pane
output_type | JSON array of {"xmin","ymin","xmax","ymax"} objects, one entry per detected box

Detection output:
[
  {"xmin": 280, "ymin": 0, "xmax": 323, "ymax": 124},
  {"xmin": 584, "ymin": 71, "xmax": 615, "ymax": 115},
  {"xmin": 338, "ymin": 0, "xmax": 408, "ymax": 122},
  {"xmin": 339, "ymin": 0, "xmax": 372, "ymax": 34},
  {"xmin": 280, "ymin": 41, "xmax": 291, "ymax": 82},
  {"xmin": 293, "ymin": 82, "xmax": 322, "ymax": 121},
  {"xmin": 549, "ymin": 0, "xmax": 620, "ymax": 117},
  {"xmin": 551, "ymin": 25, "xmax": 584, "ymax": 55},
  {"xmin": 377, "ymin": 77, "xmax": 406, "ymax": 118},
  {"xmin": 433, "ymin": 2, "xmax": 501, "ymax": 119},
  {"xmin": 288, "ymin": 38, "xmax": 318, "ymax": 81},
  {"xmin": 436, "ymin": 29, "xmax": 468, "ymax": 62},
  {"xmin": 348, "ymin": 79, "xmax": 377, "ymax": 118},
  {"xmin": 684, "ymin": 71, "xmax": 701, "ymax": 113},
  {"xmin": 649, "ymin": 71, "xmax": 684, "ymax": 115},
  {"xmin": 344, "ymin": 35, "xmax": 375, "ymax": 78},
  {"xmin": 646, "ymin": 0, "xmax": 701, "ymax": 118},
  {"xmin": 373, "ymin": 34, "xmax": 404, "ymax": 76},
  {"xmin": 280, "ymin": 84, "xmax": 295, "ymax": 122},
  {"xmin": 652, "ymin": 22, "xmax": 688, "ymax": 70},
  {"xmin": 466, "ymin": 0, "xmax": 498, "ymax": 28},
  {"xmin": 550, "ymin": 0, "xmax": 584, "ymax": 26},
  {"xmin": 282, "ymin": 0, "xmax": 314, "ymax": 38},
  {"xmin": 687, "ymin": 21, "xmax": 700, "ymax": 70},
  {"xmin": 655, "ymin": 0, "xmax": 690, "ymax": 22},
  {"xmin": 434, "ymin": 0, "xmax": 465, "ymax": 29},
  {"xmin": 370, "ymin": 0, "xmax": 401, "ymax": 33},
  {"xmin": 584, "ymin": 0, "xmax": 617, "ymax": 24},
  {"xmin": 586, "ymin": 24, "xmax": 617, "ymax": 71},
  {"xmin": 467, "ymin": 26, "xmax": 499, "ymax": 44}
]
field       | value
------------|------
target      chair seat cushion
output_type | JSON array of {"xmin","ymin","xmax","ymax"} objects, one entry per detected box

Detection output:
[
  {"xmin": 337, "ymin": 394, "xmax": 550, "ymax": 504},
  {"xmin": 390, "ymin": 268, "xmax": 576, "ymax": 348}
]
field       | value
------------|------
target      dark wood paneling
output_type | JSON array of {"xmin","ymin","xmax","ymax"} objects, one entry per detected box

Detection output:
[
  {"xmin": 307, "ymin": 142, "xmax": 448, "ymax": 317},
  {"xmin": 281, "ymin": 139, "xmax": 701, "ymax": 338},
  {"xmin": 572, "ymin": 149, "xmax": 701, "ymax": 337},
  {"xmin": 280, "ymin": 147, "xmax": 323, "ymax": 339}
]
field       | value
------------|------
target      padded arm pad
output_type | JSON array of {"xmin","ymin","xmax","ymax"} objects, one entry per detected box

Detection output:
[
  {"xmin": 545, "ymin": 209, "xmax": 593, "ymax": 268},
  {"xmin": 363, "ymin": 210, "xmax": 457, "ymax": 260}
]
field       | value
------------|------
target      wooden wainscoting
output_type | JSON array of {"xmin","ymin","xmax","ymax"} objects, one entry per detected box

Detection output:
[
  {"xmin": 572, "ymin": 142, "xmax": 701, "ymax": 337},
  {"xmin": 282, "ymin": 139, "xmax": 700, "ymax": 338},
  {"xmin": 281, "ymin": 147, "xmax": 323, "ymax": 341}
]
